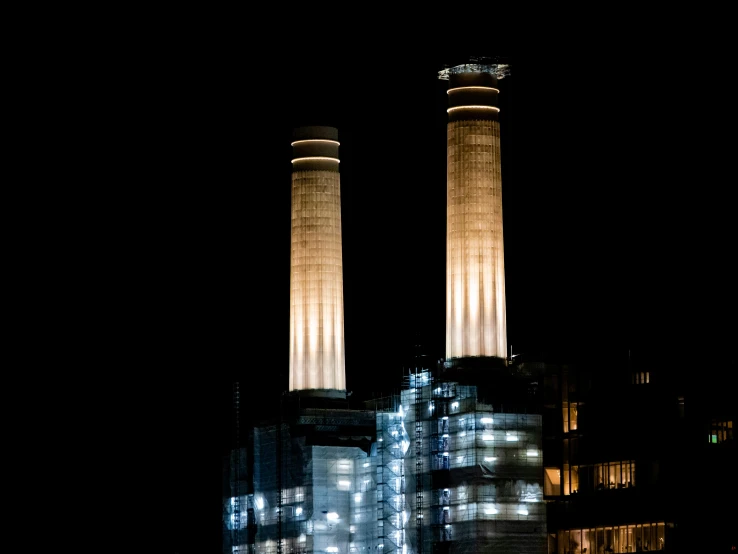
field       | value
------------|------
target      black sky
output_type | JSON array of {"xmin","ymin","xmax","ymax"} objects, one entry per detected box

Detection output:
[{"xmin": 90, "ymin": 52, "xmax": 734, "ymax": 552}]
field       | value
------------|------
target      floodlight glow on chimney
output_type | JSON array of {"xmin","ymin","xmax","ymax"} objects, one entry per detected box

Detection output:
[
  {"xmin": 443, "ymin": 67, "xmax": 508, "ymax": 359},
  {"xmin": 289, "ymin": 126, "xmax": 346, "ymax": 392}
]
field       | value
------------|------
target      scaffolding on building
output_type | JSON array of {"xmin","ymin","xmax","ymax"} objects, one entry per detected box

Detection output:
[
  {"xmin": 376, "ymin": 403, "xmax": 410, "ymax": 554},
  {"xmin": 224, "ymin": 380, "xmax": 256, "ymax": 554},
  {"xmin": 225, "ymin": 400, "xmax": 377, "ymax": 554},
  {"xmin": 399, "ymin": 365, "xmax": 546, "ymax": 554},
  {"xmin": 233, "ymin": 382, "xmax": 241, "ymax": 550}
]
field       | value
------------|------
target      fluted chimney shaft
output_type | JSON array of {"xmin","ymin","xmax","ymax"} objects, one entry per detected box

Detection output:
[
  {"xmin": 444, "ymin": 68, "xmax": 507, "ymax": 359},
  {"xmin": 288, "ymin": 126, "xmax": 346, "ymax": 392}
]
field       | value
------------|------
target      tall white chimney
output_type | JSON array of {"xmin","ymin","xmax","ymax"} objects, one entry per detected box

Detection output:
[
  {"xmin": 441, "ymin": 63, "xmax": 509, "ymax": 360},
  {"xmin": 288, "ymin": 126, "xmax": 346, "ymax": 392}
]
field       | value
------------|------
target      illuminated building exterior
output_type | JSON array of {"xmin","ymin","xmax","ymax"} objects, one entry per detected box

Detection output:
[
  {"xmin": 224, "ymin": 126, "xmax": 375, "ymax": 554},
  {"xmin": 537, "ymin": 351, "xmax": 736, "ymax": 553},
  {"xmin": 443, "ymin": 63, "xmax": 507, "ymax": 360},
  {"xmin": 238, "ymin": 401, "xmax": 377, "ymax": 554},
  {"xmin": 404, "ymin": 60, "xmax": 546, "ymax": 554},
  {"xmin": 401, "ymin": 362, "xmax": 545, "ymax": 554},
  {"xmin": 289, "ymin": 126, "xmax": 346, "ymax": 393},
  {"xmin": 223, "ymin": 61, "xmax": 548, "ymax": 554},
  {"xmin": 222, "ymin": 60, "xmax": 735, "ymax": 554}
]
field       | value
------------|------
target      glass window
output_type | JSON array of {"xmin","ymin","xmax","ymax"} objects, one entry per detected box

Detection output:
[
  {"xmin": 570, "ymin": 466, "xmax": 579, "ymax": 494},
  {"xmin": 570, "ymin": 403, "xmax": 578, "ymax": 431},
  {"xmin": 583, "ymin": 528, "xmax": 594, "ymax": 553},
  {"xmin": 544, "ymin": 467, "xmax": 561, "ymax": 496},
  {"xmin": 709, "ymin": 420, "xmax": 733, "ymax": 444},
  {"xmin": 604, "ymin": 526, "xmax": 616, "ymax": 552},
  {"xmin": 558, "ymin": 523, "xmax": 670, "ymax": 552}
]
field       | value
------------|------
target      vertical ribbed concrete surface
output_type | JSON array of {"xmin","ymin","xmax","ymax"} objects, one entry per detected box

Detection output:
[
  {"xmin": 289, "ymin": 126, "xmax": 346, "ymax": 391},
  {"xmin": 445, "ymin": 71, "xmax": 507, "ymax": 359}
]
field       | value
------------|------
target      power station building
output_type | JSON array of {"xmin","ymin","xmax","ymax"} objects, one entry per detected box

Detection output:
[{"xmin": 222, "ymin": 61, "xmax": 735, "ymax": 554}]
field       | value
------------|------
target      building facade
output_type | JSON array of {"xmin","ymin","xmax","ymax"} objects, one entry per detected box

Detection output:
[
  {"xmin": 536, "ymin": 350, "xmax": 735, "ymax": 553},
  {"xmin": 222, "ymin": 60, "xmax": 735, "ymax": 553}
]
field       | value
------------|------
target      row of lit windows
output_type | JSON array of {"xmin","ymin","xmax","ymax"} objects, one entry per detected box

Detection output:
[
  {"xmin": 564, "ymin": 461, "xmax": 636, "ymax": 495},
  {"xmin": 709, "ymin": 420, "xmax": 733, "ymax": 443},
  {"xmin": 632, "ymin": 371, "xmax": 650, "ymax": 384},
  {"xmin": 556, "ymin": 522, "xmax": 670, "ymax": 553}
]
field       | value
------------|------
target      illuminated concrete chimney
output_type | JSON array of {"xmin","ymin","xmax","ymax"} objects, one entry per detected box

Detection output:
[
  {"xmin": 288, "ymin": 126, "xmax": 346, "ymax": 394},
  {"xmin": 439, "ymin": 62, "xmax": 510, "ymax": 360}
]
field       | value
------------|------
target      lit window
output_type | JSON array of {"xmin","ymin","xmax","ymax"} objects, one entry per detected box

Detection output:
[
  {"xmin": 632, "ymin": 371, "xmax": 650, "ymax": 384},
  {"xmin": 544, "ymin": 467, "xmax": 561, "ymax": 496},
  {"xmin": 709, "ymin": 420, "xmax": 733, "ymax": 444}
]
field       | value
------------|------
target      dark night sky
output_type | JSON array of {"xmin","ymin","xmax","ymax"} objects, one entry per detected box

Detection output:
[{"xmin": 85, "ymin": 51, "xmax": 734, "ymax": 552}]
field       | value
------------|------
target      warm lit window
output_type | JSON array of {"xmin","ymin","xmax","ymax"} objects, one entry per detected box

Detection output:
[
  {"xmin": 566, "ymin": 461, "xmax": 635, "ymax": 494},
  {"xmin": 544, "ymin": 467, "xmax": 561, "ymax": 496},
  {"xmin": 562, "ymin": 402, "xmax": 578, "ymax": 433},
  {"xmin": 709, "ymin": 420, "xmax": 733, "ymax": 444},
  {"xmin": 632, "ymin": 371, "xmax": 650, "ymax": 384},
  {"xmin": 562, "ymin": 402, "xmax": 579, "ymax": 433},
  {"xmin": 558, "ymin": 522, "xmax": 669, "ymax": 553}
]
